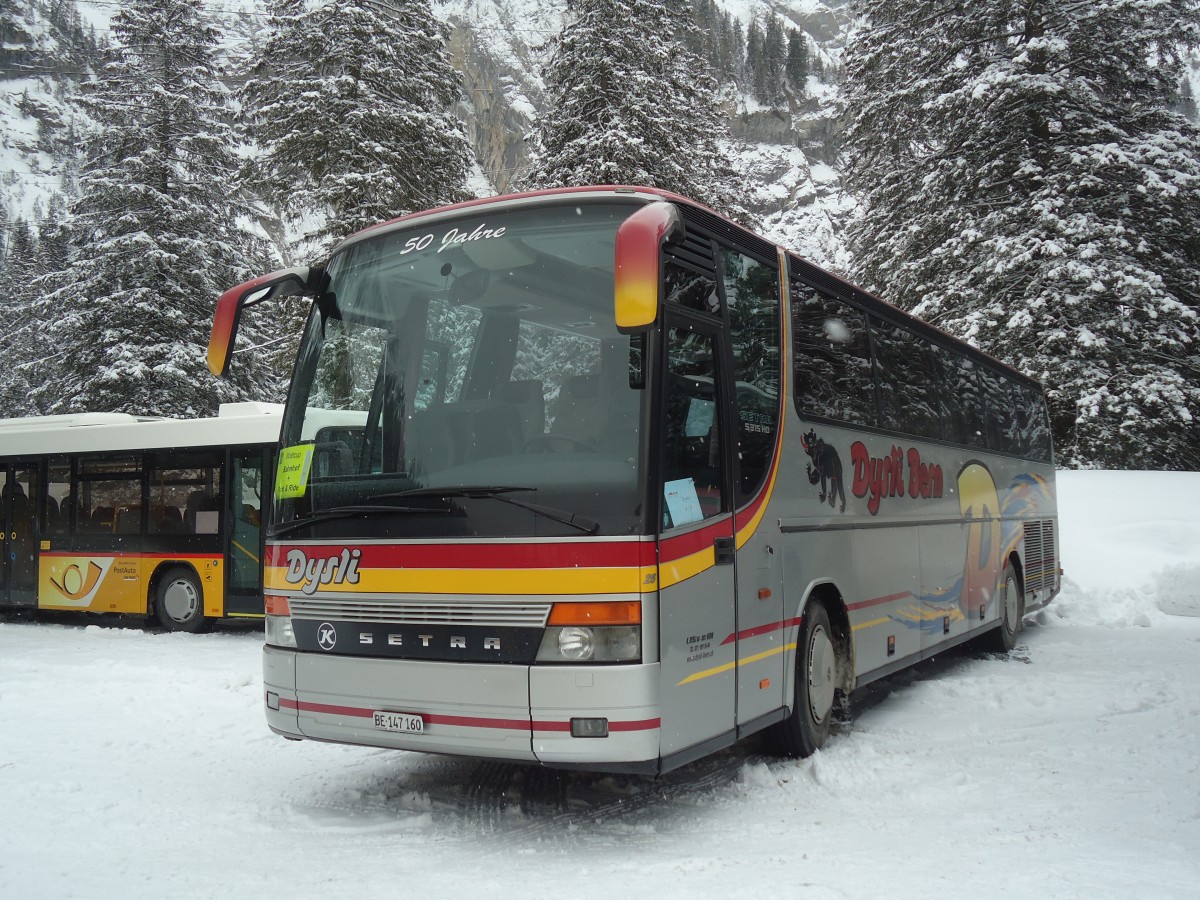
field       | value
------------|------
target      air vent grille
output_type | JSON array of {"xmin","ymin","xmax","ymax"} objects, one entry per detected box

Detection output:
[
  {"xmin": 1023, "ymin": 519, "xmax": 1057, "ymax": 594},
  {"xmin": 288, "ymin": 598, "xmax": 552, "ymax": 628}
]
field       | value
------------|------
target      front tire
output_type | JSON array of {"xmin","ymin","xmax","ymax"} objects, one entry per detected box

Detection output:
[
  {"xmin": 768, "ymin": 601, "xmax": 841, "ymax": 758},
  {"xmin": 155, "ymin": 566, "xmax": 210, "ymax": 633}
]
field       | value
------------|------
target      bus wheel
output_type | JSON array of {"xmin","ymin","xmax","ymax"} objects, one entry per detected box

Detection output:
[
  {"xmin": 768, "ymin": 601, "xmax": 840, "ymax": 758},
  {"xmin": 155, "ymin": 567, "xmax": 209, "ymax": 633},
  {"xmin": 983, "ymin": 563, "xmax": 1021, "ymax": 653}
]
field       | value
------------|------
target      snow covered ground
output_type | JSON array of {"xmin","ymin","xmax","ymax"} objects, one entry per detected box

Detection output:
[{"xmin": 2, "ymin": 470, "xmax": 1198, "ymax": 899}]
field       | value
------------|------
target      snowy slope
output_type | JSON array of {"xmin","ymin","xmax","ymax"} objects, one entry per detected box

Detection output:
[
  {"xmin": 3, "ymin": 0, "xmax": 856, "ymax": 271},
  {"xmin": 1, "ymin": 469, "xmax": 1198, "ymax": 899}
]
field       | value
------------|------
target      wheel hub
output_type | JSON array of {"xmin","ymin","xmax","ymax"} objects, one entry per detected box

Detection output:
[
  {"xmin": 162, "ymin": 579, "xmax": 199, "ymax": 623},
  {"xmin": 808, "ymin": 625, "xmax": 836, "ymax": 724}
]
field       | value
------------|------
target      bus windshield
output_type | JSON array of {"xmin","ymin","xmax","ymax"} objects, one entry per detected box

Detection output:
[{"xmin": 278, "ymin": 200, "xmax": 648, "ymax": 539}]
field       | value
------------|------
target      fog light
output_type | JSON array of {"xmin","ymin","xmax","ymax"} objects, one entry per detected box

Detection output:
[
  {"xmin": 266, "ymin": 691, "xmax": 280, "ymax": 711},
  {"xmin": 571, "ymin": 717, "xmax": 609, "ymax": 738}
]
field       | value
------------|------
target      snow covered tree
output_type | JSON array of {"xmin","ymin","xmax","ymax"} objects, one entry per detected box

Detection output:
[
  {"xmin": 843, "ymin": 0, "xmax": 1200, "ymax": 470},
  {"xmin": 521, "ymin": 0, "xmax": 745, "ymax": 222},
  {"xmin": 240, "ymin": 0, "xmax": 473, "ymax": 249},
  {"xmin": 22, "ymin": 0, "xmax": 281, "ymax": 417},
  {"xmin": 786, "ymin": 29, "xmax": 809, "ymax": 97}
]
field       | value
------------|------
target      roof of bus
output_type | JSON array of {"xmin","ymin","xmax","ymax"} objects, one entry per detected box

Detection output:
[
  {"xmin": 0, "ymin": 402, "xmax": 283, "ymax": 458},
  {"xmin": 331, "ymin": 185, "xmax": 1043, "ymax": 392}
]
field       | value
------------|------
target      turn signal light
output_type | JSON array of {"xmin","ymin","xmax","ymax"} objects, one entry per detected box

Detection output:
[
  {"xmin": 264, "ymin": 594, "xmax": 291, "ymax": 615},
  {"xmin": 548, "ymin": 601, "xmax": 640, "ymax": 626}
]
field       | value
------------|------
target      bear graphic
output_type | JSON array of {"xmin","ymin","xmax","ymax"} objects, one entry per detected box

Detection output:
[{"xmin": 801, "ymin": 429, "xmax": 846, "ymax": 512}]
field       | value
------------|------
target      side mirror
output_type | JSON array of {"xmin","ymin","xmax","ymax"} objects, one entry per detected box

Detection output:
[
  {"xmin": 208, "ymin": 267, "xmax": 312, "ymax": 376},
  {"xmin": 614, "ymin": 202, "xmax": 683, "ymax": 334}
]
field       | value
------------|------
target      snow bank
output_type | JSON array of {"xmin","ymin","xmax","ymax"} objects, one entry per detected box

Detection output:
[{"xmin": 1054, "ymin": 470, "xmax": 1200, "ymax": 621}]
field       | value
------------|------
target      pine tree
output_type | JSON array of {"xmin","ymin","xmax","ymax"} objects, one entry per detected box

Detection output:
[
  {"xmin": 522, "ymin": 0, "xmax": 745, "ymax": 221},
  {"xmin": 843, "ymin": 0, "xmax": 1200, "ymax": 470},
  {"xmin": 24, "ymin": 0, "xmax": 281, "ymax": 417},
  {"xmin": 240, "ymin": 0, "xmax": 473, "ymax": 248},
  {"xmin": 745, "ymin": 19, "xmax": 765, "ymax": 102},
  {"xmin": 762, "ymin": 15, "xmax": 787, "ymax": 106},
  {"xmin": 786, "ymin": 29, "xmax": 809, "ymax": 98}
]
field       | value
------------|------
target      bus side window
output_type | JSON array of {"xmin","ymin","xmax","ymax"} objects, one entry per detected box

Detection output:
[
  {"xmin": 933, "ymin": 348, "xmax": 986, "ymax": 448},
  {"xmin": 723, "ymin": 249, "xmax": 780, "ymax": 502},
  {"xmin": 978, "ymin": 366, "xmax": 1019, "ymax": 454},
  {"xmin": 871, "ymin": 316, "xmax": 940, "ymax": 440},
  {"xmin": 791, "ymin": 282, "xmax": 877, "ymax": 427}
]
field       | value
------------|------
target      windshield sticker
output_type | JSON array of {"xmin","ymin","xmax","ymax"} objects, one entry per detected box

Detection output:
[
  {"xmin": 276, "ymin": 444, "xmax": 315, "ymax": 499},
  {"xmin": 664, "ymin": 478, "xmax": 704, "ymax": 527},
  {"xmin": 399, "ymin": 222, "xmax": 507, "ymax": 256}
]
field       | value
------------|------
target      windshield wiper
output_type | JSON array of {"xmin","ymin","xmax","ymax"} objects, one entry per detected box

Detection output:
[
  {"xmin": 380, "ymin": 486, "xmax": 600, "ymax": 535},
  {"xmin": 270, "ymin": 504, "xmax": 448, "ymax": 537}
]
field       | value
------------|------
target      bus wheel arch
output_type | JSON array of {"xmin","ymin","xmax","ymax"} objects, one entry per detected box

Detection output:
[
  {"xmin": 151, "ymin": 564, "xmax": 211, "ymax": 633},
  {"xmin": 767, "ymin": 583, "xmax": 851, "ymax": 758}
]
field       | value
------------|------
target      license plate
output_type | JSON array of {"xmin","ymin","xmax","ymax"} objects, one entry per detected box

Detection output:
[{"xmin": 373, "ymin": 711, "xmax": 425, "ymax": 734}]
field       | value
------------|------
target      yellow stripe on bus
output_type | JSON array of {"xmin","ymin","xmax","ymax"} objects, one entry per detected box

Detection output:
[
  {"xmin": 264, "ymin": 565, "xmax": 657, "ymax": 596},
  {"xmin": 852, "ymin": 616, "xmax": 892, "ymax": 632},
  {"xmin": 676, "ymin": 642, "xmax": 797, "ymax": 686}
]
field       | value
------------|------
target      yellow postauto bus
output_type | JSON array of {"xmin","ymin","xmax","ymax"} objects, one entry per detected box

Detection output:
[{"xmin": 0, "ymin": 402, "xmax": 280, "ymax": 631}]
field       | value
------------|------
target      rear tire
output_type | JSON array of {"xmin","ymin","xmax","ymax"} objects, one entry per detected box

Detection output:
[
  {"xmin": 768, "ymin": 601, "xmax": 841, "ymax": 758},
  {"xmin": 155, "ymin": 566, "xmax": 210, "ymax": 633},
  {"xmin": 983, "ymin": 562, "xmax": 1021, "ymax": 653}
]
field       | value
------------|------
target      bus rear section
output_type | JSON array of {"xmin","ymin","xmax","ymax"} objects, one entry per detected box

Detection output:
[{"xmin": 262, "ymin": 540, "xmax": 665, "ymax": 769}]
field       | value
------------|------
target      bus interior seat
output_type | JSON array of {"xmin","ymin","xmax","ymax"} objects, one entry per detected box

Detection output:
[
  {"xmin": 405, "ymin": 408, "xmax": 463, "ymax": 475},
  {"xmin": 495, "ymin": 379, "xmax": 545, "ymax": 444},
  {"xmin": 152, "ymin": 504, "xmax": 184, "ymax": 533},
  {"xmin": 44, "ymin": 496, "xmax": 60, "ymax": 530},
  {"xmin": 465, "ymin": 405, "xmax": 523, "ymax": 461},
  {"xmin": 91, "ymin": 506, "xmax": 115, "ymax": 531},
  {"xmin": 115, "ymin": 505, "xmax": 141, "ymax": 534},
  {"xmin": 550, "ymin": 374, "xmax": 602, "ymax": 447},
  {"xmin": 185, "ymin": 491, "xmax": 215, "ymax": 532}
]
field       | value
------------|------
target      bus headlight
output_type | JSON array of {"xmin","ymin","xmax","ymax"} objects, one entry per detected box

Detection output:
[
  {"xmin": 264, "ymin": 595, "xmax": 297, "ymax": 649},
  {"xmin": 536, "ymin": 601, "xmax": 642, "ymax": 663},
  {"xmin": 536, "ymin": 625, "xmax": 641, "ymax": 662},
  {"xmin": 265, "ymin": 615, "xmax": 297, "ymax": 648},
  {"xmin": 558, "ymin": 626, "xmax": 594, "ymax": 660}
]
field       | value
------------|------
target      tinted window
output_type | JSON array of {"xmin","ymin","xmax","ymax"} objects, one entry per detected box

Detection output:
[
  {"xmin": 933, "ymin": 348, "xmax": 985, "ymax": 447},
  {"xmin": 871, "ymin": 316, "xmax": 940, "ymax": 439},
  {"xmin": 978, "ymin": 366, "xmax": 1019, "ymax": 454},
  {"xmin": 724, "ymin": 250, "xmax": 780, "ymax": 500},
  {"xmin": 665, "ymin": 260, "xmax": 720, "ymax": 316},
  {"xmin": 791, "ymin": 282, "xmax": 877, "ymax": 426},
  {"xmin": 1014, "ymin": 383, "xmax": 1054, "ymax": 462}
]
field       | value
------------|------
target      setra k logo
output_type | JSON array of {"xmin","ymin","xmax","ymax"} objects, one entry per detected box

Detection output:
[{"xmin": 316, "ymin": 623, "xmax": 337, "ymax": 651}]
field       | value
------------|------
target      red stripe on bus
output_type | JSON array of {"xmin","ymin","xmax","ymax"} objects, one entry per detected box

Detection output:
[
  {"xmin": 847, "ymin": 592, "xmax": 912, "ymax": 611},
  {"xmin": 280, "ymin": 698, "xmax": 370, "ymax": 718},
  {"xmin": 606, "ymin": 718, "xmax": 661, "ymax": 732},
  {"xmin": 719, "ymin": 616, "xmax": 804, "ymax": 646},
  {"xmin": 266, "ymin": 541, "xmax": 654, "ymax": 571},
  {"xmin": 281, "ymin": 697, "xmax": 660, "ymax": 733},
  {"xmin": 658, "ymin": 518, "xmax": 732, "ymax": 563}
]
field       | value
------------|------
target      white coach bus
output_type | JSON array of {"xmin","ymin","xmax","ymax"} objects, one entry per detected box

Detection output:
[{"xmin": 209, "ymin": 187, "xmax": 1059, "ymax": 773}]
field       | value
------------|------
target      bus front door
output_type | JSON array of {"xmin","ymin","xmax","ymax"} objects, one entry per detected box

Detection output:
[
  {"xmin": 656, "ymin": 318, "xmax": 738, "ymax": 762},
  {"xmin": 3, "ymin": 463, "xmax": 40, "ymax": 607},
  {"xmin": 226, "ymin": 447, "xmax": 268, "ymax": 617}
]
